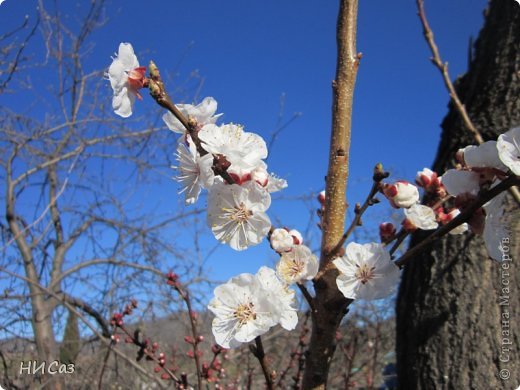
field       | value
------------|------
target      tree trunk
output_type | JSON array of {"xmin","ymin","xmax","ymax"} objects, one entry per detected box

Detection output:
[{"xmin": 396, "ymin": 1, "xmax": 520, "ymax": 389}]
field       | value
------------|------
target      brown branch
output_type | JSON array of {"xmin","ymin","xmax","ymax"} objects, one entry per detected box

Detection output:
[
  {"xmin": 320, "ymin": 0, "xmax": 361, "ymax": 264},
  {"xmin": 116, "ymin": 323, "xmax": 181, "ymax": 385},
  {"xmin": 59, "ymin": 293, "xmax": 111, "ymax": 338},
  {"xmin": 416, "ymin": 0, "xmax": 483, "ymax": 144},
  {"xmin": 147, "ymin": 61, "xmax": 236, "ymax": 185},
  {"xmin": 416, "ymin": 0, "xmax": 520, "ymax": 205},
  {"xmin": 0, "ymin": 15, "xmax": 39, "ymax": 94},
  {"xmin": 302, "ymin": 2, "xmax": 360, "ymax": 388},
  {"xmin": 171, "ymin": 281, "xmax": 203, "ymax": 390},
  {"xmin": 395, "ymin": 174, "xmax": 520, "ymax": 267},
  {"xmin": 249, "ymin": 336, "xmax": 275, "ymax": 390},
  {"xmin": 388, "ymin": 229, "xmax": 408, "ymax": 255}
]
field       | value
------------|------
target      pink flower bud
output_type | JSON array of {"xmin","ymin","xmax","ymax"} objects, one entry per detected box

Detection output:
[
  {"xmin": 166, "ymin": 272, "xmax": 179, "ymax": 286},
  {"xmin": 379, "ymin": 222, "xmax": 396, "ymax": 242},
  {"xmin": 228, "ymin": 172, "xmax": 251, "ymax": 185},
  {"xmin": 184, "ymin": 336, "xmax": 194, "ymax": 344},
  {"xmin": 127, "ymin": 66, "xmax": 147, "ymax": 99},
  {"xmin": 415, "ymin": 168, "xmax": 441, "ymax": 193},
  {"xmin": 251, "ymin": 166, "xmax": 269, "ymax": 187},
  {"xmin": 289, "ymin": 229, "xmax": 303, "ymax": 245},
  {"xmin": 317, "ymin": 190, "xmax": 326, "ymax": 205},
  {"xmin": 402, "ymin": 218, "xmax": 417, "ymax": 233},
  {"xmin": 383, "ymin": 181, "xmax": 419, "ymax": 208}
]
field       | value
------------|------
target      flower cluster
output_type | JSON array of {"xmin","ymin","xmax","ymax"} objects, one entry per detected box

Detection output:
[
  {"xmin": 208, "ymin": 266, "xmax": 298, "ymax": 348},
  {"xmin": 376, "ymin": 127, "xmax": 520, "ymax": 262},
  {"xmin": 438, "ymin": 128, "xmax": 519, "ymax": 260},
  {"xmin": 107, "ymin": 43, "xmax": 519, "ymax": 353},
  {"xmin": 107, "ymin": 43, "xmax": 285, "ymax": 251},
  {"xmin": 207, "ymin": 228, "xmax": 319, "ymax": 348},
  {"xmin": 168, "ymin": 101, "xmax": 286, "ymax": 251}
]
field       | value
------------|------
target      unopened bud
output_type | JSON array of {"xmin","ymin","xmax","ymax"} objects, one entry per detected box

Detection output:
[
  {"xmin": 373, "ymin": 163, "xmax": 388, "ymax": 182},
  {"xmin": 317, "ymin": 190, "xmax": 326, "ymax": 205},
  {"xmin": 379, "ymin": 222, "xmax": 396, "ymax": 243},
  {"xmin": 383, "ymin": 181, "xmax": 419, "ymax": 209},
  {"xmin": 289, "ymin": 229, "xmax": 303, "ymax": 245},
  {"xmin": 251, "ymin": 166, "xmax": 269, "ymax": 187}
]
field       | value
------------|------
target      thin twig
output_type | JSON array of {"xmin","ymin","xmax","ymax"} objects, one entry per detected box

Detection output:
[
  {"xmin": 388, "ymin": 229, "xmax": 408, "ymax": 256},
  {"xmin": 180, "ymin": 288, "xmax": 203, "ymax": 390},
  {"xmin": 249, "ymin": 336, "xmax": 275, "ymax": 390},
  {"xmin": 416, "ymin": 0, "xmax": 483, "ymax": 144},
  {"xmin": 331, "ymin": 174, "xmax": 382, "ymax": 257},
  {"xmin": 147, "ymin": 60, "xmax": 236, "ymax": 185},
  {"xmin": 416, "ymin": 0, "xmax": 520, "ymax": 205},
  {"xmin": 97, "ymin": 336, "xmax": 115, "ymax": 390}
]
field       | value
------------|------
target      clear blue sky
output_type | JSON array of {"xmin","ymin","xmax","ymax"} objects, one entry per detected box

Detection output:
[{"xmin": 0, "ymin": 0, "xmax": 488, "ymax": 284}]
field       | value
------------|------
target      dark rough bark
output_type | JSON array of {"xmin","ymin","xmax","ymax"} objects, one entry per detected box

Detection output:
[{"xmin": 396, "ymin": 1, "xmax": 520, "ymax": 389}]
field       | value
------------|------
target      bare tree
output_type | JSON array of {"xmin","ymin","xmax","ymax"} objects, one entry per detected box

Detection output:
[{"xmin": 0, "ymin": 1, "xmax": 206, "ymax": 388}]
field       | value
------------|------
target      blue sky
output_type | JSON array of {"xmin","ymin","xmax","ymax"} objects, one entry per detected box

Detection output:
[{"xmin": 0, "ymin": 0, "xmax": 488, "ymax": 285}]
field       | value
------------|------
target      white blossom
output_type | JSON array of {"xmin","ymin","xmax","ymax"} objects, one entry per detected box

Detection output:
[
  {"xmin": 383, "ymin": 181, "xmax": 420, "ymax": 208},
  {"xmin": 497, "ymin": 127, "xmax": 520, "ymax": 175},
  {"xmin": 207, "ymin": 182, "xmax": 271, "ymax": 251},
  {"xmin": 163, "ymin": 97, "xmax": 222, "ymax": 135},
  {"xmin": 441, "ymin": 169, "xmax": 480, "ymax": 196},
  {"xmin": 107, "ymin": 43, "xmax": 143, "ymax": 118},
  {"xmin": 199, "ymin": 123, "xmax": 268, "ymax": 173},
  {"xmin": 173, "ymin": 137, "xmax": 214, "ymax": 204},
  {"xmin": 276, "ymin": 245, "xmax": 318, "ymax": 284},
  {"xmin": 270, "ymin": 228, "xmax": 294, "ymax": 253},
  {"xmin": 333, "ymin": 242, "xmax": 400, "ymax": 300},
  {"xmin": 208, "ymin": 273, "xmax": 278, "ymax": 348},
  {"xmin": 458, "ymin": 141, "xmax": 506, "ymax": 171},
  {"xmin": 266, "ymin": 173, "xmax": 288, "ymax": 193},
  {"xmin": 256, "ymin": 267, "xmax": 298, "ymax": 331},
  {"xmin": 250, "ymin": 163, "xmax": 288, "ymax": 193},
  {"xmin": 483, "ymin": 193, "xmax": 509, "ymax": 261},
  {"xmin": 404, "ymin": 204, "xmax": 438, "ymax": 230}
]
